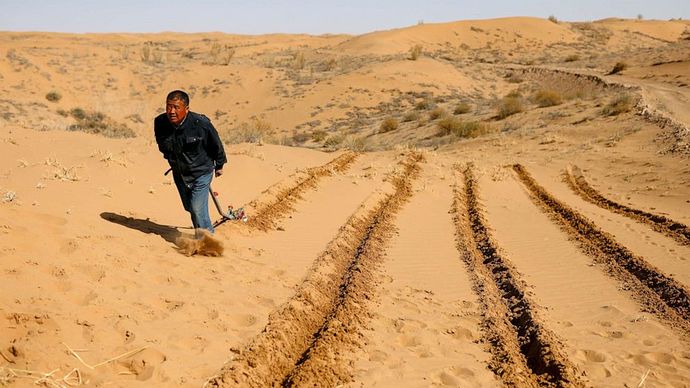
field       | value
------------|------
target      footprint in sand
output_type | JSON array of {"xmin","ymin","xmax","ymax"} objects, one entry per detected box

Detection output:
[{"xmin": 230, "ymin": 313, "xmax": 257, "ymax": 327}]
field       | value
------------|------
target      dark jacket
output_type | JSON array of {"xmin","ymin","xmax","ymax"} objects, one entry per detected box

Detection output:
[{"xmin": 154, "ymin": 111, "xmax": 227, "ymax": 185}]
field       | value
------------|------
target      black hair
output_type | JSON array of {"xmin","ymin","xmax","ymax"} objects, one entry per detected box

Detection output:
[{"xmin": 166, "ymin": 90, "xmax": 189, "ymax": 106}]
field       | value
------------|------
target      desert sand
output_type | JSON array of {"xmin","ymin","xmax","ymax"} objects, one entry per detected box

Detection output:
[{"xmin": 1, "ymin": 16, "xmax": 690, "ymax": 387}]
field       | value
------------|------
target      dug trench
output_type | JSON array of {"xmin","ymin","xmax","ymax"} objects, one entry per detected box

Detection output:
[
  {"xmin": 513, "ymin": 164, "xmax": 690, "ymax": 333},
  {"xmin": 452, "ymin": 164, "xmax": 585, "ymax": 388},
  {"xmin": 564, "ymin": 165, "xmax": 690, "ymax": 246},
  {"xmin": 222, "ymin": 151, "xmax": 358, "ymax": 231},
  {"xmin": 208, "ymin": 152, "xmax": 423, "ymax": 387}
]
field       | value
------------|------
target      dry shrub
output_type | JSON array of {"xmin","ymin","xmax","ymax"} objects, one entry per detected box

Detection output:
[
  {"xmin": 608, "ymin": 62, "xmax": 628, "ymax": 75},
  {"xmin": 454, "ymin": 103, "xmax": 471, "ymax": 114},
  {"xmin": 342, "ymin": 136, "xmax": 369, "ymax": 152},
  {"xmin": 602, "ymin": 94, "xmax": 634, "ymax": 116},
  {"xmin": 548, "ymin": 15, "xmax": 558, "ymax": 23},
  {"xmin": 222, "ymin": 119, "xmax": 272, "ymax": 144},
  {"xmin": 505, "ymin": 72, "xmax": 524, "ymax": 83},
  {"xmin": 323, "ymin": 133, "xmax": 345, "ymax": 147},
  {"xmin": 67, "ymin": 108, "xmax": 135, "ymax": 138},
  {"xmin": 496, "ymin": 97, "xmax": 524, "ymax": 119},
  {"xmin": 564, "ymin": 54, "xmax": 580, "ymax": 62},
  {"xmin": 437, "ymin": 117, "xmax": 492, "ymax": 138},
  {"xmin": 293, "ymin": 52, "xmax": 306, "ymax": 70},
  {"xmin": 379, "ymin": 117, "xmax": 399, "ymax": 133},
  {"xmin": 291, "ymin": 132, "xmax": 310, "ymax": 144},
  {"xmin": 402, "ymin": 111, "xmax": 420, "ymax": 122},
  {"xmin": 311, "ymin": 130, "xmax": 327, "ymax": 142},
  {"xmin": 409, "ymin": 44, "xmax": 423, "ymax": 60},
  {"xmin": 429, "ymin": 107, "xmax": 448, "ymax": 120},
  {"xmin": 415, "ymin": 99, "xmax": 432, "ymax": 110},
  {"xmin": 45, "ymin": 91, "xmax": 61, "ymax": 102},
  {"xmin": 532, "ymin": 90, "xmax": 563, "ymax": 107},
  {"xmin": 176, "ymin": 230, "xmax": 224, "ymax": 256}
]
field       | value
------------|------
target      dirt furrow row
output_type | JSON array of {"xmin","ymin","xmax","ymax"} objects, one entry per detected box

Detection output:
[
  {"xmin": 246, "ymin": 151, "xmax": 358, "ymax": 231},
  {"xmin": 514, "ymin": 164, "xmax": 690, "ymax": 332},
  {"xmin": 452, "ymin": 164, "xmax": 584, "ymax": 388},
  {"xmin": 208, "ymin": 152, "xmax": 423, "ymax": 387},
  {"xmin": 564, "ymin": 165, "xmax": 690, "ymax": 246}
]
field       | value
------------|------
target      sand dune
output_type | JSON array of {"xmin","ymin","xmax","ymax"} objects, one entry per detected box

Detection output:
[{"xmin": 1, "ymin": 16, "xmax": 690, "ymax": 387}]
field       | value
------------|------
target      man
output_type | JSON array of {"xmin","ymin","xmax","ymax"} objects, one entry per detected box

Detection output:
[{"xmin": 154, "ymin": 90, "xmax": 227, "ymax": 236}]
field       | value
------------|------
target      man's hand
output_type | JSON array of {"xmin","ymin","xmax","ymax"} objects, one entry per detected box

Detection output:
[{"xmin": 215, "ymin": 168, "xmax": 224, "ymax": 177}]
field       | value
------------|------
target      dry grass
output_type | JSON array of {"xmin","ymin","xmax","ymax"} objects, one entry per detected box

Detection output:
[
  {"xmin": 67, "ymin": 108, "xmax": 136, "ymax": 138},
  {"xmin": 379, "ymin": 117, "xmax": 399, "ymax": 133},
  {"xmin": 532, "ymin": 90, "xmax": 563, "ymax": 107},
  {"xmin": 429, "ymin": 107, "xmax": 448, "ymax": 120},
  {"xmin": 496, "ymin": 96, "xmax": 524, "ymax": 119},
  {"xmin": 602, "ymin": 94, "xmax": 634, "ymax": 116},
  {"xmin": 564, "ymin": 54, "xmax": 580, "ymax": 62},
  {"xmin": 45, "ymin": 91, "xmax": 61, "ymax": 102},
  {"xmin": 437, "ymin": 117, "xmax": 493, "ymax": 138},
  {"xmin": 608, "ymin": 62, "xmax": 628, "ymax": 75},
  {"xmin": 402, "ymin": 111, "xmax": 420, "ymax": 122},
  {"xmin": 409, "ymin": 44, "xmax": 423, "ymax": 60},
  {"xmin": 454, "ymin": 102, "xmax": 471, "ymax": 115},
  {"xmin": 311, "ymin": 130, "xmax": 327, "ymax": 142},
  {"xmin": 222, "ymin": 119, "xmax": 272, "ymax": 144}
]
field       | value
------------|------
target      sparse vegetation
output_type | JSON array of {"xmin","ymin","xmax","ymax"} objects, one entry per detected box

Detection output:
[
  {"xmin": 454, "ymin": 103, "xmax": 471, "ymax": 115},
  {"xmin": 548, "ymin": 15, "xmax": 558, "ymax": 23},
  {"xmin": 437, "ymin": 117, "xmax": 492, "ymax": 138},
  {"xmin": 496, "ymin": 96, "xmax": 524, "ymax": 119},
  {"xmin": 532, "ymin": 89, "xmax": 563, "ymax": 107},
  {"xmin": 608, "ymin": 62, "xmax": 628, "ymax": 75},
  {"xmin": 564, "ymin": 54, "xmax": 580, "ymax": 62},
  {"xmin": 602, "ymin": 94, "xmax": 634, "ymax": 116},
  {"xmin": 429, "ymin": 107, "xmax": 448, "ymax": 120},
  {"xmin": 209, "ymin": 43, "xmax": 235, "ymax": 65},
  {"xmin": 379, "ymin": 117, "xmax": 399, "ymax": 133},
  {"xmin": 323, "ymin": 133, "xmax": 345, "ymax": 148},
  {"xmin": 505, "ymin": 73, "xmax": 524, "ymax": 83},
  {"xmin": 45, "ymin": 91, "xmax": 62, "ymax": 102},
  {"xmin": 415, "ymin": 99, "xmax": 432, "ymax": 110},
  {"xmin": 293, "ymin": 52, "xmax": 306, "ymax": 70},
  {"xmin": 311, "ymin": 130, "xmax": 327, "ymax": 142},
  {"xmin": 222, "ymin": 119, "xmax": 273, "ymax": 144},
  {"xmin": 408, "ymin": 44, "xmax": 423, "ymax": 60},
  {"xmin": 67, "ymin": 108, "xmax": 135, "ymax": 138},
  {"xmin": 402, "ymin": 111, "xmax": 420, "ymax": 122}
]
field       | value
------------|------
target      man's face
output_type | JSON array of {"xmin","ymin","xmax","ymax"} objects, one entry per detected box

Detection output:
[{"xmin": 166, "ymin": 98, "xmax": 189, "ymax": 126}]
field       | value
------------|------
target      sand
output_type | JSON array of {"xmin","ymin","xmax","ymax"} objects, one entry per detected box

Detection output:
[{"xmin": 1, "ymin": 16, "xmax": 690, "ymax": 387}]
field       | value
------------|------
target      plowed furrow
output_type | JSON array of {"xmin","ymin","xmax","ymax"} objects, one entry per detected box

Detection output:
[
  {"xmin": 453, "ymin": 164, "xmax": 584, "ymax": 388},
  {"xmin": 209, "ymin": 153, "xmax": 423, "ymax": 388},
  {"xmin": 564, "ymin": 166, "xmax": 690, "ymax": 246},
  {"xmin": 514, "ymin": 164, "xmax": 690, "ymax": 330},
  {"xmin": 247, "ymin": 151, "xmax": 358, "ymax": 231}
]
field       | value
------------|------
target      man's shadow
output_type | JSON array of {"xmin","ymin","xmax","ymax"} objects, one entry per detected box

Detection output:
[{"xmin": 100, "ymin": 212, "xmax": 184, "ymax": 244}]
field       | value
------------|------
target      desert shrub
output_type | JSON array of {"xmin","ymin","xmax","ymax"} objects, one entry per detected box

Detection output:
[
  {"xmin": 323, "ymin": 133, "xmax": 345, "ymax": 148},
  {"xmin": 415, "ymin": 99, "xmax": 432, "ymax": 110},
  {"xmin": 564, "ymin": 54, "xmax": 580, "ymax": 62},
  {"xmin": 429, "ymin": 107, "xmax": 448, "ymax": 120},
  {"xmin": 402, "ymin": 111, "xmax": 419, "ymax": 122},
  {"xmin": 608, "ymin": 62, "xmax": 628, "ymax": 75},
  {"xmin": 67, "ymin": 109, "xmax": 135, "ymax": 138},
  {"xmin": 45, "ymin": 91, "xmax": 61, "ymax": 102},
  {"xmin": 602, "ymin": 94, "xmax": 634, "ymax": 116},
  {"xmin": 454, "ymin": 102, "xmax": 471, "ymax": 114},
  {"xmin": 548, "ymin": 15, "xmax": 558, "ymax": 23},
  {"xmin": 409, "ymin": 44, "xmax": 423, "ymax": 60},
  {"xmin": 293, "ymin": 52, "xmax": 306, "ymax": 70},
  {"xmin": 222, "ymin": 119, "xmax": 272, "ymax": 144},
  {"xmin": 343, "ymin": 136, "xmax": 368, "ymax": 152},
  {"xmin": 311, "ymin": 130, "xmax": 327, "ymax": 142},
  {"xmin": 379, "ymin": 117, "xmax": 399, "ymax": 133},
  {"xmin": 56, "ymin": 109, "xmax": 69, "ymax": 117},
  {"xmin": 532, "ymin": 90, "xmax": 563, "ymax": 107},
  {"xmin": 505, "ymin": 73, "xmax": 524, "ymax": 83},
  {"xmin": 496, "ymin": 97, "xmax": 524, "ymax": 119},
  {"xmin": 292, "ymin": 132, "xmax": 310, "ymax": 144},
  {"xmin": 141, "ymin": 43, "xmax": 152, "ymax": 62},
  {"xmin": 437, "ymin": 117, "xmax": 492, "ymax": 138}
]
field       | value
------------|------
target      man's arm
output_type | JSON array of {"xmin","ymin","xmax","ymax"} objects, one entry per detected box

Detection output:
[
  {"xmin": 153, "ymin": 115, "xmax": 173, "ymax": 159},
  {"xmin": 204, "ymin": 118, "xmax": 227, "ymax": 175}
]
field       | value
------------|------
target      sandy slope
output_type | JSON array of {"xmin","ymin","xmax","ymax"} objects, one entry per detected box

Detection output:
[{"xmin": 2, "ymin": 16, "xmax": 690, "ymax": 388}]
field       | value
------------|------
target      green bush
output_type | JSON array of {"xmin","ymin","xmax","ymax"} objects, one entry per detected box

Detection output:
[{"xmin": 379, "ymin": 117, "xmax": 399, "ymax": 133}]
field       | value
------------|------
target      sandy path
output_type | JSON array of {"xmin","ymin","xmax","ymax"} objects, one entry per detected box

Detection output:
[
  {"xmin": 350, "ymin": 160, "xmax": 497, "ymax": 387},
  {"xmin": 482, "ymin": 173, "xmax": 690, "ymax": 387},
  {"xmin": 527, "ymin": 166, "xmax": 690, "ymax": 289}
]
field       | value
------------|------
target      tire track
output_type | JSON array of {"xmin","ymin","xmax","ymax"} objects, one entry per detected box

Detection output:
[
  {"xmin": 513, "ymin": 164, "xmax": 690, "ymax": 332},
  {"xmin": 564, "ymin": 165, "xmax": 690, "ymax": 246},
  {"xmin": 246, "ymin": 151, "xmax": 357, "ymax": 231},
  {"xmin": 452, "ymin": 164, "xmax": 585, "ymax": 388},
  {"xmin": 208, "ymin": 152, "xmax": 423, "ymax": 387}
]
